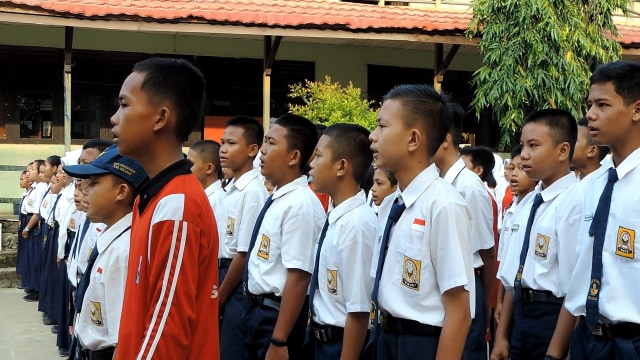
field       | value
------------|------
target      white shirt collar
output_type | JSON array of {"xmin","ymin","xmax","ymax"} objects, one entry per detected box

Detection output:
[
  {"xmin": 537, "ymin": 172, "xmax": 578, "ymax": 202},
  {"xmin": 229, "ymin": 169, "xmax": 261, "ymax": 192},
  {"xmin": 96, "ymin": 212, "xmax": 132, "ymax": 253},
  {"xmin": 204, "ymin": 180, "xmax": 222, "ymax": 198},
  {"xmin": 613, "ymin": 147, "xmax": 640, "ymax": 180},
  {"xmin": 328, "ymin": 190, "xmax": 367, "ymax": 224},
  {"xmin": 442, "ymin": 157, "xmax": 466, "ymax": 184},
  {"xmin": 272, "ymin": 176, "xmax": 309, "ymax": 200},
  {"xmin": 400, "ymin": 164, "xmax": 440, "ymax": 208}
]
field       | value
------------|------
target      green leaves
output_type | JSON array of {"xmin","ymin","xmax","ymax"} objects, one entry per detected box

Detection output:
[
  {"xmin": 288, "ymin": 76, "xmax": 378, "ymax": 131},
  {"xmin": 468, "ymin": 0, "xmax": 630, "ymax": 149}
]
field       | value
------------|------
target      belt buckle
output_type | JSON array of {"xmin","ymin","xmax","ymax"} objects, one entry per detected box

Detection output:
[
  {"xmin": 379, "ymin": 313, "xmax": 387, "ymax": 327},
  {"xmin": 524, "ymin": 289, "xmax": 534, "ymax": 302},
  {"xmin": 314, "ymin": 328, "xmax": 328, "ymax": 342},
  {"xmin": 592, "ymin": 323, "xmax": 612, "ymax": 338}
]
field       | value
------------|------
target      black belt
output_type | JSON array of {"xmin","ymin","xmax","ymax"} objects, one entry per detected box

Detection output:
[
  {"xmin": 580, "ymin": 317, "xmax": 640, "ymax": 339},
  {"xmin": 379, "ymin": 310, "xmax": 441, "ymax": 337},
  {"xmin": 27, "ymin": 213, "xmax": 35, "ymax": 216},
  {"xmin": 218, "ymin": 258, "xmax": 233, "ymax": 269},
  {"xmin": 521, "ymin": 288, "xmax": 564, "ymax": 304},
  {"xmin": 77, "ymin": 346, "xmax": 115, "ymax": 360},
  {"xmin": 312, "ymin": 322, "xmax": 344, "ymax": 343},
  {"xmin": 248, "ymin": 293, "xmax": 281, "ymax": 311}
]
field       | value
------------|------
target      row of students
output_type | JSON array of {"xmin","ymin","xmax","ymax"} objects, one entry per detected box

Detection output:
[{"xmin": 491, "ymin": 60, "xmax": 640, "ymax": 360}]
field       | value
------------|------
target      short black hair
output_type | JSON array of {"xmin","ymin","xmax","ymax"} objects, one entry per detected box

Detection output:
[
  {"xmin": 378, "ymin": 168, "xmax": 398, "ymax": 187},
  {"xmin": 446, "ymin": 102, "xmax": 465, "ymax": 148},
  {"xmin": 83, "ymin": 139, "xmax": 113, "ymax": 153},
  {"xmin": 510, "ymin": 144, "xmax": 523, "ymax": 159},
  {"xmin": 46, "ymin": 155, "xmax": 61, "ymax": 168},
  {"xmin": 189, "ymin": 140, "xmax": 222, "ymax": 179},
  {"xmin": 322, "ymin": 123, "xmax": 373, "ymax": 184},
  {"xmin": 225, "ymin": 116, "xmax": 264, "ymax": 149},
  {"xmin": 33, "ymin": 159, "xmax": 45, "ymax": 170},
  {"xmin": 274, "ymin": 114, "xmax": 318, "ymax": 172},
  {"xmin": 133, "ymin": 58, "xmax": 206, "ymax": 143},
  {"xmin": 360, "ymin": 164, "xmax": 375, "ymax": 193},
  {"xmin": 459, "ymin": 146, "xmax": 497, "ymax": 187},
  {"xmin": 591, "ymin": 61, "xmax": 640, "ymax": 105},
  {"xmin": 383, "ymin": 84, "xmax": 450, "ymax": 157},
  {"xmin": 577, "ymin": 117, "xmax": 609, "ymax": 162},
  {"xmin": 523, "ymin": 109, "xmax": 577, "ymax": 161}
]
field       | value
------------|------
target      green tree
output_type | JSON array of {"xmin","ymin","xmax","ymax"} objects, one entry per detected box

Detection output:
[
  {"xmin": 468, "ymin": 0, "xmax": 630, "ymax": 149},
  {"xmin": 288, "ymin": 76, "xmax": 378, "ymax": 131}
]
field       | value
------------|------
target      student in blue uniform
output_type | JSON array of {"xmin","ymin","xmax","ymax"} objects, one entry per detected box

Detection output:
[
  {"xmin": 244, "ymin": 114, "xmax": 325, "ymax": 360},
  {"xmin": 22, "ymin": 159, "xmax": 47, "ymax": 300},
  {"xmin": 563, "ymin": 61, "xmax": 640, "ymax": 359},
  {"xmin": 492, "ymin": 109, "xmax": 583, "ymax": 360},
  {"xmin": 307, "ymin": 123, "xmax": 377, "ymax": 360},
  {"xmin": 368, "ymin": 84, "xmax": 474, "ymax": 360},
  {"xmin": 17, "ymin": 167, "xmax": 34, "ymax": 289},
  {"xmin": 216, "ymin": 116, "xmax": 268, "ymax": 360}
]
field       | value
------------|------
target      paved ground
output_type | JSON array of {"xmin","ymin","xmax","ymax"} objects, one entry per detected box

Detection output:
[{"xmin": 0, "ymin": 288, "xmax": 64, "ymax": 359}]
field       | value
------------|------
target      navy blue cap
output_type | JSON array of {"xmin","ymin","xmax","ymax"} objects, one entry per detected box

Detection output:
[{"xmin": 63, "ymin": 145, "xmax": 148, "ymax": 188}]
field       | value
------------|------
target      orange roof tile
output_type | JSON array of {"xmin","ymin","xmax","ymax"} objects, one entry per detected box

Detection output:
[
  {"xmin": 1, "ymin": 0, "xmax": 472, "ymax": 33},
  {"xmin": 1, "ymin": 0, "xmax": 638, "ymax": 45}
]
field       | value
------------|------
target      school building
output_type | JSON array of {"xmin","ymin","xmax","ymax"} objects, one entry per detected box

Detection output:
[{"xmin": 0, "ymin": 0, "xmax": 639, "ymax": 213}]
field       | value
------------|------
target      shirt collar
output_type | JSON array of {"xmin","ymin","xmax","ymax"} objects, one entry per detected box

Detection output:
[
  {"xmin": 400, "ymin": 163, "xmax": 440, "ymax": 208},
  {"xmin": 613, "ymin": 147, "xmax": 640, "ymax": 181},
  {"xmin": 137, "ymin": 159, "xmax": 192, "ymax": 214},
  {"xmin": 328, "ymin": 190, "xmax": 367, "ymax": 224},
  {"xmin": 272, "ymin": 176, "xmax": 309, "ymax": 200},
  {"xmin": 442, "ymin": 157, "xmax": 467, "ymax": 184},
  {"xmin": 537, "ymin": 172, "xmax": 578, "ymax": 202},
  {"xmin": 205, "ymin": 180, "xmax": 222, "ymax": 198},
  {"xmin": 96, "ymin": 212, "xmax": 132, "ymax": 253},
  {"xmin": 229, "ymin": 169, "xmax": 261, "ymax": 192}
]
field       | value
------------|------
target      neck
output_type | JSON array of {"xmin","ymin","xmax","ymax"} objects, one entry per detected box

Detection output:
[
  {"xmin": 395, "ymin": 159, "xmax": 430, "ymax": 192},
  {"xmin": 136, "ymin": 143, "xmax": 184, "ymax": 179},
  {"xmin": 540, "ymin": 168, "xmax": 570, "ymax": 189},
  {"xmin": 329, "ymin": 181, "xmax": 360, "ymax": 208},
  {"xmin": 102, "ymin": 208, "xmax": 130, "ymax": 228},
  {"xmin": 273, "ymin": 170, "xmax": 301, "ymax": 189},
  {"xmin": 435, "ymin": 152, "xmax": 458, "ymax": 179},
  {"xmin": 518, "ymin": 187, "xmax": 534, "ymax": 200},
  {"xmin": 611, "ymin": 143, "xmax": 640, "ymax": 167},
  {"xmin": 232, "ymin": 162, "xmax": 254, "ymax": 180},
  {"xmin": 202, "ymin": 177, "xmax": 218, "ymax": 189},
  {"xmin": 579, "ymin": 162, "xmax": 601, "ymax": 180}
]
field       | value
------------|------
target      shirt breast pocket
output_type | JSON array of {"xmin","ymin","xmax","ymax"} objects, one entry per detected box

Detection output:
[
  {"xmin": 609, "ymin": 214, "xmax": 639, "ymax": 262},
  {"xmin": 531, "ymin": 226, "xmax": 556, "ymax": 264},
  {"xmin": 393, "ymin": 233, "xmax": 430, "ymax": 297}
]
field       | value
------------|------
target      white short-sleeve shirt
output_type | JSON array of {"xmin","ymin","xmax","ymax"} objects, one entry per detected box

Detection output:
[
  {"xmin": 39, "ymin": 189, "xmax": 56, "ymax": 223},
  {"xmin": 247, "ymin": 176, "xmax": 325, "ymax": 296},
  {"xmin": 497, "ymin": 196, "xmax": 518, "ymax": 263},
  {"xmin": 372, "ymin": 164, "xmax": 475, "ymax": 326},
  {"xmin": 565, "ymin": 148, "xmax": 640, "ymax": 323},
  {"xmin": 55, "ymin": 184, "xmax": 78, "ymax": 259},
  {"xmin": 312, "ymin": 190, "xmax": 377, "ymax": 327},
  {"xmin": 76, "ymin": 213, "xmax": 132, "ymax": 351},
  {"xmin": 75, "ymin": 221, "xmax": 108, "ymax": 276},
  {"xmin": 498, "ymin": 173, "xmax": 583, "ymax": 297},
  {"xmin": 496, "ymin": 192, "xmax": 535, "ymax": 288},
  {"xmin": 216, "ymin": 169, "xmax": 268, "ymax": 258},
  {"xmin": 443, "ymin": 158, "xmax": 495, "ymax": 268},
  {"xmin": 24, "ymin": 182, "xmax": 47, "ymax": 214}
]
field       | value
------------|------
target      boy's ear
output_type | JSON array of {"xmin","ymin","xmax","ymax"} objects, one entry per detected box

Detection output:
[
  {"xmin": 287, "ymin": 149, "xmax": 301, "ymax": 169},
  {"xmin": 153, "ymin": 107, "xmax": 171, "ymax": 132},
  {"xmin": 472, "ymin": 165, "xmax": 484, "ymax": 177},
  {"xmin": 586, "ymin": 145, "xmax": 598, "ymax": 159},
  {"xmin": 558, "ymin": 141, "xmax": 571, "ymax": 162},
  {"xmin": 632, "ymin": 99, "xmax": 640, "ymax": 123},
  {"xmin": 407, "ymin": 128, "xmax": 423, "ymax": 153},
  {"xmin": 116, "ymin": 182, "xmax": 131, "ymax": 202},
  {"xmin": 336, "ymin": 158, "xmax": 348, "ymax": 178},
  {"xmin": 248, "ymin": 144, "xmax": 260, "ymax": 158},
  {"xmin": 205, "ymin": 162, "xmax": 215, "ymax": 176}
]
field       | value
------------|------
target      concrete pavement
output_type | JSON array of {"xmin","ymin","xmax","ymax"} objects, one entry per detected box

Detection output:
[{"xmin": 0, "ymin": 288, "xmax": 64, "ymax": 359}]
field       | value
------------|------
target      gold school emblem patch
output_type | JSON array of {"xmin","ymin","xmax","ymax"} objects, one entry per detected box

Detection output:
[
  {"xmin": 401, "ymin": 256, "xmax": 421, "ymax": 291},
  {"xmin": 226, "ymin": 216, "xmax": 235, "ymax": 237},
  {"xmin": 326, "ymin": 268, "xmax": 338, "ymax": 295},
  {"xmin": 68, "ymin": 218, "xmax": 76, "ymax": 231},
  {"xmin": 257, "ymin": 234, "xmax": 270, "ymax": 259},
  {"xmin": 42, "ymin": 200, "xmax": 49, "ymax": 208},
  {"xmin": 90, "ymin": 301, "xmax": 103, "ymax": 326},
  {"xmin": 616, "ymin": 226, "xmax": 635, "ymax": 259},
  {"xmin": 534, "ymin": 233, "xmax": 550, "ymax": 259},
  {"xmin": 28, "ymin": 198, "xmax": 33, "ymax": 206}
]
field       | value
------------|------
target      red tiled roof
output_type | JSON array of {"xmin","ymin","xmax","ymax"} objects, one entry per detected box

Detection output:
[
  {"xmin": 1, "ymin": 0, "xmax": 638, "ymax": 45},
  {"xmin": 1, "ymin": 0, "xmax": 472, "ymax": 33}
]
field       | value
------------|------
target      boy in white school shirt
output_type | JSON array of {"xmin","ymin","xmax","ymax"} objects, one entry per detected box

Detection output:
[
  {"xmin": 244, "ymin": 114, "xmax": 325, "ymax": 360},
  {"xmin": 64, "ymin": 145, "xmax": 148, "ymax": 360},
  {"xmin": 216, "ymin": 116, "xmax": 268, "ymax": 360},
  {"xmin": 368, "ymin": 84, "xmax": 474, "ymax": 360},
  {"xmin": 433, "ymin": 104, "xmax": 495, "ymax": 360},
  {"xmin": 492, "ymin": 109, "xmax": 583, "ymax": 360},
  {"xmin": 307, "ymin": 123, "xmax": 377, "ymax": 360},
  {"xmin": 564, "ymin": 61, "xmax": 640, "ymax": 359}
]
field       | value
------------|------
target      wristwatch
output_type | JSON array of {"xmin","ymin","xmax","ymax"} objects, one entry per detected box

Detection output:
[
  {"xmin": 270, "ymin": 337, "xmax": 287, "ymax": 347},
  {"xmin": 24, "ymin": 226, "xmax": 31, "ymax": 232}
]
